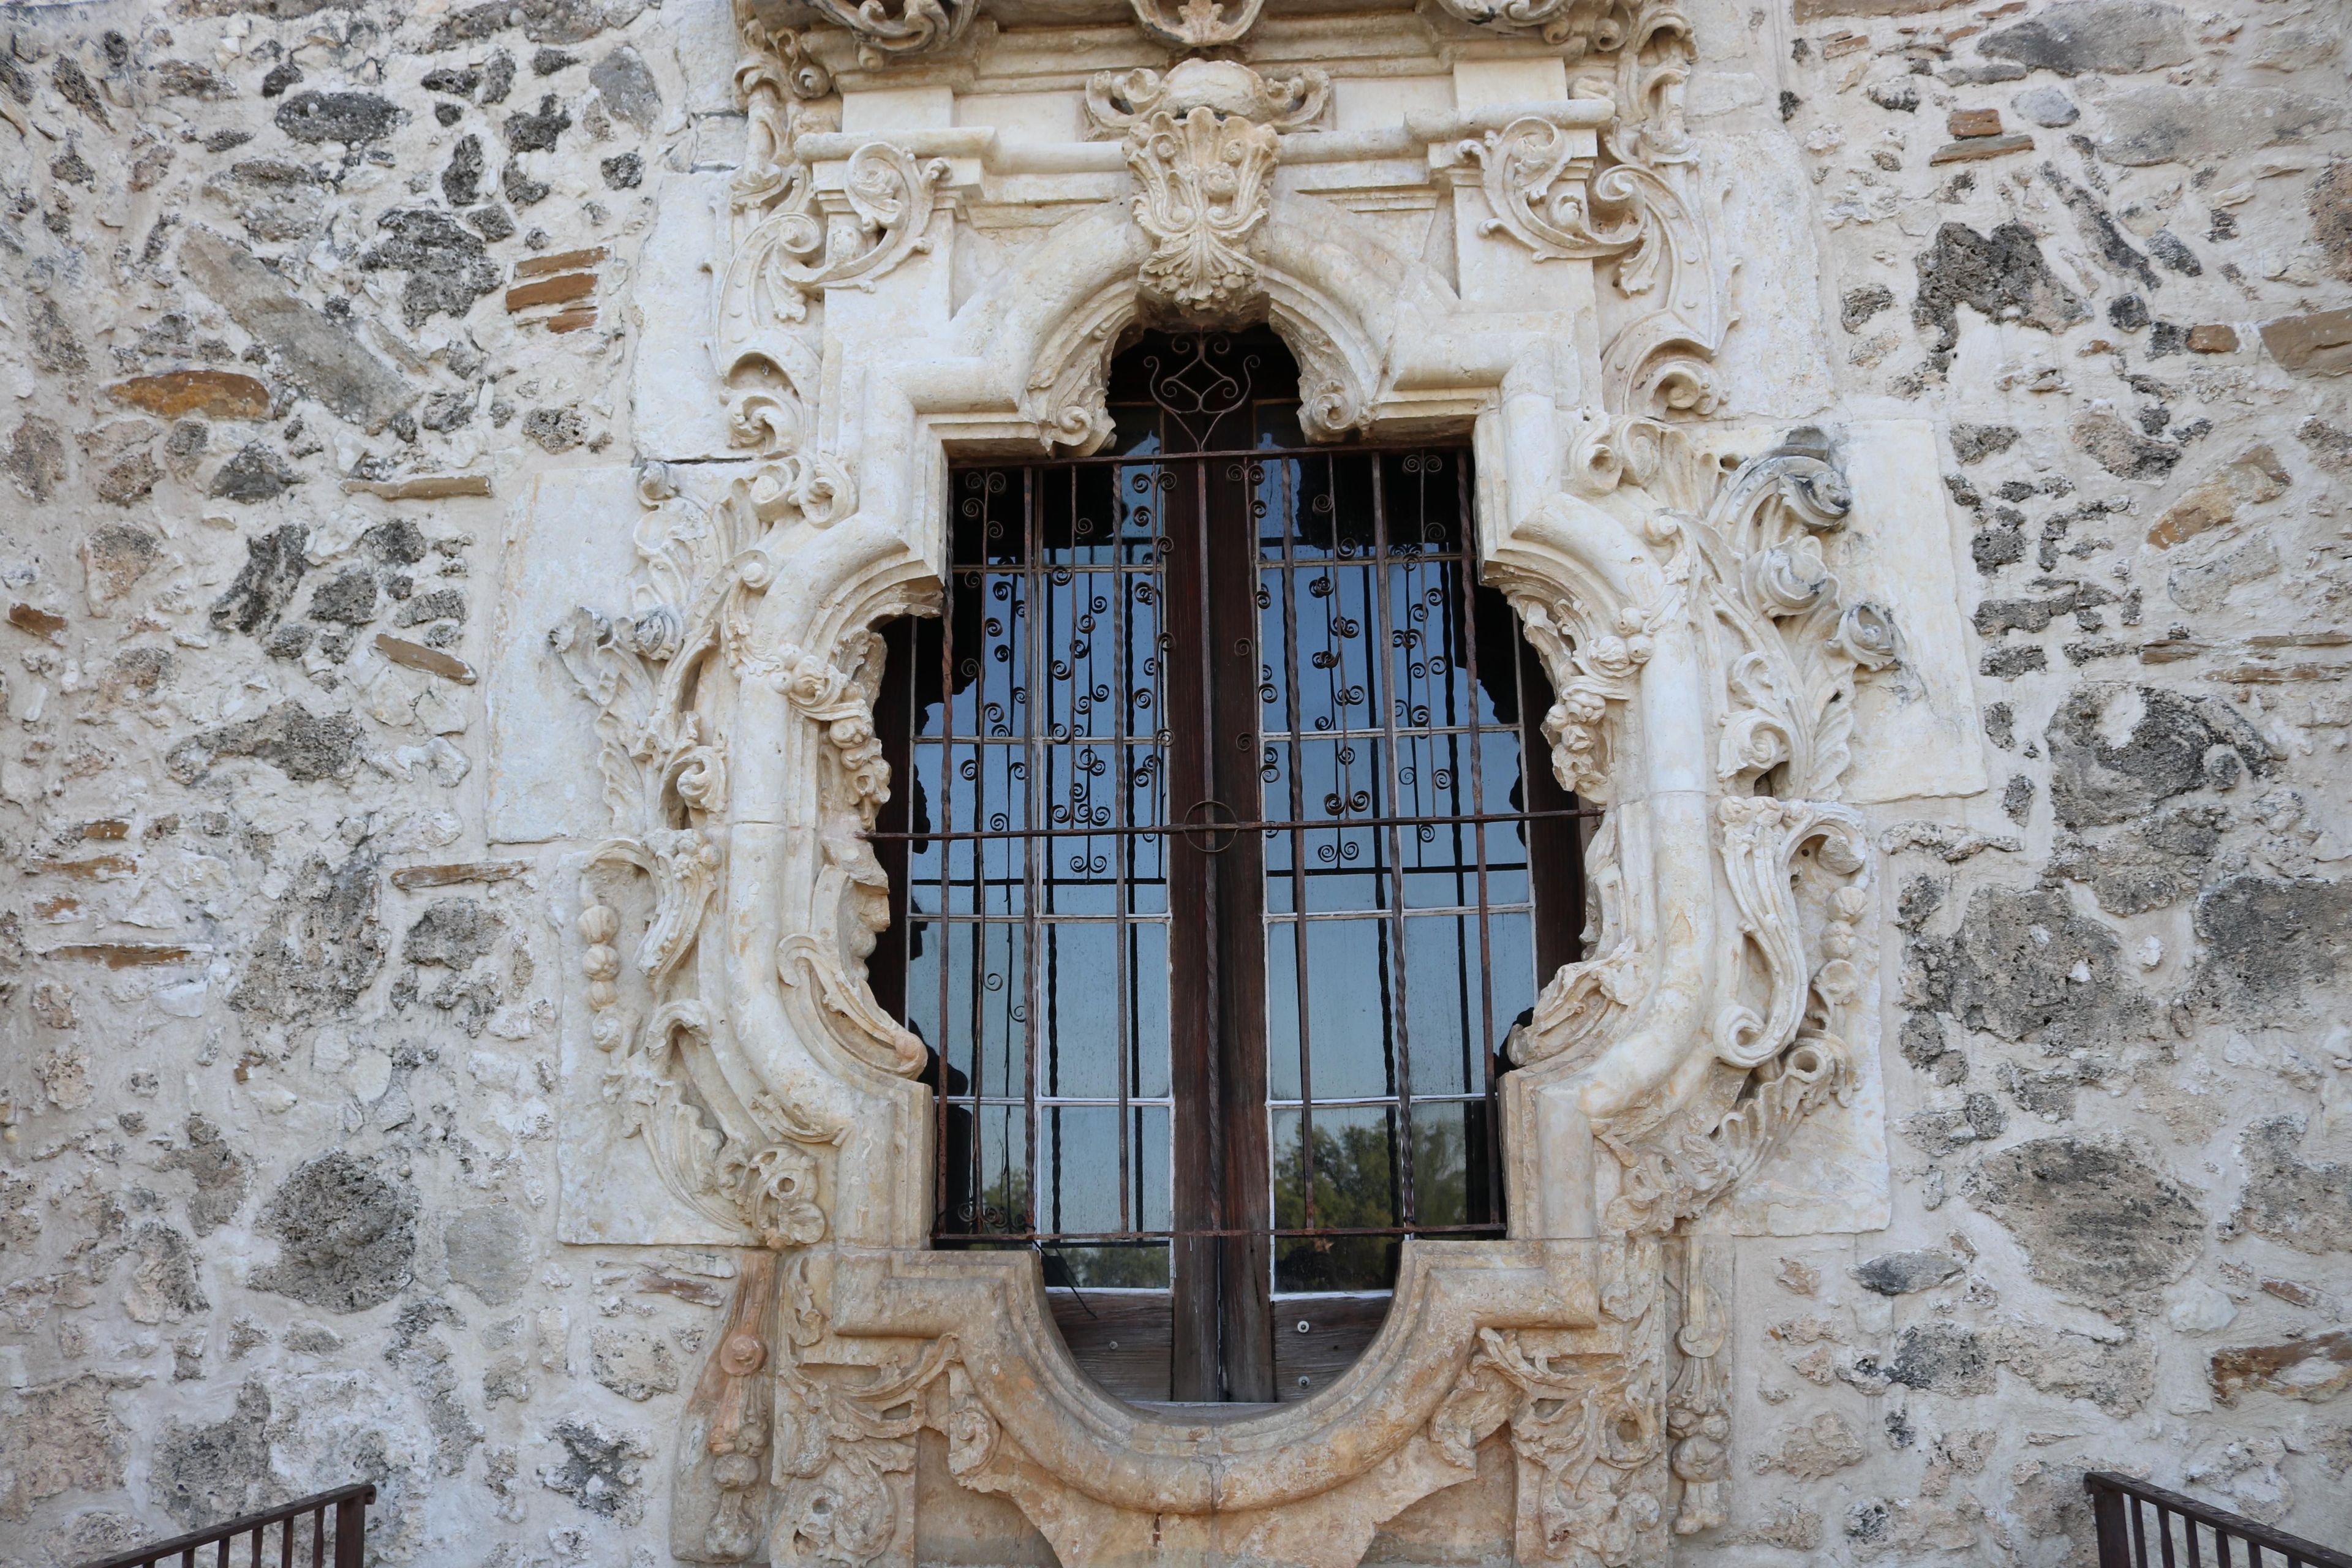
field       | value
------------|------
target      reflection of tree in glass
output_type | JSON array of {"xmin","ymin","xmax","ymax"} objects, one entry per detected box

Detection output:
[
  {"xmin": 966, "ymin": 1160, "xmax": 1030, "ymax": 1236},
  {"xmin": 1273, "ymin": 1112, "xmax": 1473, "ymax": 1292},
  {"xmin": 1046, "ymin": 1244, "xmax": 1171, "ymax": 1290},
  {"xmin": 1275, "ymin": 1117, "xmax": 1398, "ymax": 1292}
]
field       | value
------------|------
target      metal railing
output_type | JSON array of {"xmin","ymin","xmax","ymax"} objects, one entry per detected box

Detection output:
[
  {"xmin": 81, "ymin": 1485, "xmax": 374, "ymax": 1568},
  {"xmin": 2088, "ymin": 1471, "xmax": 2352, "ymax": 1568}
]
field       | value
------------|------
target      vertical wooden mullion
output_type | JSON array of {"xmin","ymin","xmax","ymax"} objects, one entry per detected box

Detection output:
[
  {"xmin": 1165, "ymin": 448, "xmax": 1219, "ymax": 1400},
  {"xmin": 1453, "ymin": 456, "xmax": 1502, "ymax": 1224},
  {"xmin": 1209, "ymin": 448, "xmax": 1272, "ymax": 1403},
  {"xmin": 1110, "ymin": 468, "xmax": 1133, "ymax": 1243},
  {"xmin": 1280, "ymin": 458, "xmax": 1316, "ymax": 1240},
  {"xmin": 1022, "ymin": 466, "xmax": 1042, "ymax": 1240},
  {"xmin": 1368, "ymin": 458, "xmax": 1418, "ymax": 1230},
  {"xmin": 936, "ymin": 510, "xmax": 957, "ymax": 1237}
]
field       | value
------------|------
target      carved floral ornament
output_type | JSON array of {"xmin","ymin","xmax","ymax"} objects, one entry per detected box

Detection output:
[{"xmin": 546, "ymin": 4, "xmax": 1909, "ymax": 1563}]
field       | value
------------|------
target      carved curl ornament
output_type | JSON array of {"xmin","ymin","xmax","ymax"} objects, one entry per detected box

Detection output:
[{"xmin": 1461, "ymin": 1, "xmax": 1728, "ymax": 414}]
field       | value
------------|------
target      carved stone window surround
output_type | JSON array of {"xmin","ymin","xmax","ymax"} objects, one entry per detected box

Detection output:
[{"xmin": 561, "ymin": 24, "xmax": 1900, "ymax": 1567}]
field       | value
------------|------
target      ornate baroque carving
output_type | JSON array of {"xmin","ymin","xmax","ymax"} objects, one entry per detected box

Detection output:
[
  {"xmin": 1126, "ymin": 0, "xmax": 1265, "ymax": 47},
  {"xmin": 556, "ymin": 458, "xmax": 894, "ymax": 1245},
  {"xmin": 722, "ymin": 26, "xmax": 949, "ymax": 453},
  {"xmin": 760, "ymin": 0, "xmax": 979, "ymax": 61},
  {"xmin": 1460, "ymin": 2, "xmax": 1730, "ymax": 415},
  {"xmin": 1428, "ymin": 1240, "xmax": 1671, "ymax": 1566},
  {"xmin": 1086, "ymin": 61, "xmax": 1328, "ymax": 316}
]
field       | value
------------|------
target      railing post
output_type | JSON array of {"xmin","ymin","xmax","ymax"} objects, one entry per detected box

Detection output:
[
  {"xmin": 329, "ymin": 1490, "xmax": 369, "ymax": 1568},
  {"xmin": 2088, "ymin": 1472, "xmax": 2136, "ymax": 1568}
]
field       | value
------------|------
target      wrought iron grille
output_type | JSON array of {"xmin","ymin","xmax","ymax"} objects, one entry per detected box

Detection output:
[{"xmin": 869, "ymin": 331, "xmax": 1585, "ymax": 1383}]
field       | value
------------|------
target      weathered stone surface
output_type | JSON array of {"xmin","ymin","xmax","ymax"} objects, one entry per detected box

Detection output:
[
  {"xmin": 588, "ymin": 1328, "xmax": 680, "ymax": 1401},
  {"xmin": 2148, "ymin": 445, "xmax": 2290, "ymax": 548},
  {"xmin": 1853, "ymin": 1249, "xmax": 1966, "ymax": 1295},
  {"xmin": 159, "ymin": 1115, "xmax": 251, "ymax": 1235},
  {"xmin": 252, "ymin": 1153, "xmax": 419, "ymax": 1313},
  {"xmin": 1994, "ymin": 1325, "xmax": 2155, "ymax": 1416},
  {"xmin": 229, "ymin": 850, "xmax": 386, "ymax": 1023},
  {"xmin": 1907, "ymin": 885, "xmax": 2157, "ymax": 1049},
  {"xmin": 2187, "ymin": 879, "xmax": 2352, "ymax": 1021},
  {"xmin": 2258, "ymin": 308, "xmax": 2352, "ymax": 377},
  {"xmin": 108, "ymin": 369, "xmax": 271, "ymax": 420},
  {"xmin": 538, "ymin": 1418, "xmax": 650, "ymax": 1523},
  {"xmin": 2073, "ymin": 409, "xmax": 2181, "ymax": 479},
  {"xmin": 4, "ymin": 416, "xmax": 70, "ymax": 502},
  {"xmin": 274, "ymin": 91, "xmax": 400, "ymax": 146},
  {"xmin": 1975, "ymin": 1, "xmax": 2190, "ymax": 77},
  {"xmin": 154, "ymin": 1381, "xmax": 273, "ymax": 1528},
  {"xmin": 589, "ymin": 45, "xmax": 660, "ymax": 130},
  {"xmin": 1913, "ymin": 222, "xmax": 2089, "ymax": 360},
  {"xmin": 2049, "ymin": 803, "xmax": 2224, "ymax": 915},
  {"xmin": 2210, "ymin": 1330, "xmax": 2352, "ymax": 1404},
  {"xmin": 2045, "ymin": 685, "xmax": 2266, "ymax": 830},
  {"xmin": 1752, "ymin": 1411, "xmax": 1867, "ymax": 1478},
  {"xmin": 2230, "ymin": 1118, "xmax": 2352, "ymax": 1255},
  {"xmin": 0, "ymin": 1376, "xmax": 132, "ymax": 1522},
  {"xmin": 170, "ymin": 701, "xmax": 363, "ymax": 783},
  {"xmin": 359, "ymin": 211, "xmax": 501, "ymax": 329},
  {"xmin": 1888, "ymin": 1322, "xmax": 1997, "ymax": 1393},
  {"xmin": 2095, "ymin": 87, "xmax": 2341, "ymax": 167},
  {"xmin": 443, "ymin": 1204, "xmax": 533, "ymax": 1306},
  {"xmin": 211, "ymin": 442, "xmax": 300, "ymax": 502},
  {"xmin": 1966, "ymin": 1137, "xmax": 2206, "ymax": 1311},
  {"xmin": 175, "ymin": 230, "xmax": 411, "ymax": 431}
]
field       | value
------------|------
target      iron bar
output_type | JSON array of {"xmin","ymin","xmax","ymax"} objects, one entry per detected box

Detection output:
[
  {"xmin": 78, "ymin": 1485, "xmax": 374, "ymax": 1568},
  {"xmin": 863, "ymin": 805, "xmax": 1602, "ymax": 843},
  {"xmin": 2086, "ymin": 1472, "xmax": 2351, "ymax": 1568},
  {"xmin": 931, "ymin": 1222, "xmax": 1509, "ymax": 1242}
]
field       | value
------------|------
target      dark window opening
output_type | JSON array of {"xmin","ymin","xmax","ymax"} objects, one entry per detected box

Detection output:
[{"xmin": 870, "ymin": 330, "xmax": 1586, "ymax": 1404}]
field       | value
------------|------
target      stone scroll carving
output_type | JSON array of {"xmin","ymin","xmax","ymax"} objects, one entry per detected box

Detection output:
[
  {"xmin": 1502, "ymin": 419, "xmax": 1892, "ymax": 1240},
  {"xmin": 1085, "ymin": 61, "xmax": 1329, "ymax": 317},
  {"xmin": 751, "ymin": 0, "xmax": 979, "ymax": 61},
  {"xmin": 722, "ymin": 24, "xmax": 949, "ymax": 454},
  {"xmin": 1462, "ymin": 1, "xmax": 1729, "ymax": 415},
  {"xmin": 554, "ymin": 457, "xmax": 904, "ymax": 1250}
]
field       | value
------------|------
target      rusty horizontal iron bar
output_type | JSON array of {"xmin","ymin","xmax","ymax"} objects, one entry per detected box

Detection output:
[{"xmin": 864, "ymin": 805, "xmax": 1603, "ymax": 843}]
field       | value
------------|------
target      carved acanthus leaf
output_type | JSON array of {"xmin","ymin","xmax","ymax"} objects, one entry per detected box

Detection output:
[
  {"xmin": 767, "ymin": 1257, "xmax": 972, "ymax": 1568},
  {"xmin": 1125, "ymin": 0, "xmax": 1265, "ymax": 47},
  {"xmin": 1431, "ymin": 0, "xmax": 1639, "ymax": 53},
  {"xmin": 720, "ymin": 62, "xmax": 948, "ymax": 451},
  {"xmin": 1087, "ymin": 61, "xmax": 1328, "ymax": 317},
  {"xmin": 1712, "ymin": 797, "xmax": 1866, "ymax": 1070},
  {"xmin": 794, "ymin": 0, "xmax": 978, "ymax": 57},
  {"xmin": 756, "ymin": 635, "xmax": 929, "ymax": 1079},
  {"xmin": 1684, "ymin": 433, "xmax": 1899, "ymax": 801},
  {"xmin": 1599, "ymin": 1033, "xmax": 1855, "ymax": 1234},
  {"xmin": 1466, "ymin": 115, "xmax": 1728, "ymax": 417}
]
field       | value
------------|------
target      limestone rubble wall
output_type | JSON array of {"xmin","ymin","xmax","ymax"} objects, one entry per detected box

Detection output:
[{"xmin": 0, "ymin": 0, "xmax": 2346, "ymax": 1562}]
